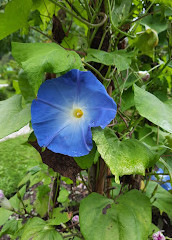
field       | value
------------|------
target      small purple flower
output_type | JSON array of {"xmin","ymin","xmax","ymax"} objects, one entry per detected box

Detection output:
[
  {"xmin": 152, "ymin": 231, "xmax": 165, "ymax": 240},
  {"xmin": 31, "ymin": 69, "xmax": 117, "ymax": 157},
  {"xmin": 72, "ymin": 215, "xmax": 79, "ymax": 222},
  {"xmin": 0, "ymin": 190, "xmax": 4, "ymax": 199}
]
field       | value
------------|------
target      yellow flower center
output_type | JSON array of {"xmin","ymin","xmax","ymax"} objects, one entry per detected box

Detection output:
[{"xmin": 73, "ymin": 108, "xmax": 83, "ymax": 118}]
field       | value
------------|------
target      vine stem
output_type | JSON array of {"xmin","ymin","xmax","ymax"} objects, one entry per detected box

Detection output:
[
  {"xmin": 142, "ymin": 174, "xmax": 151, "ymax": 193},
  {"xmin": 161, "ymin": 155, "xmax": 172, "ymax": 157},
  {"xmin": 117, "ymin": 110, "xmax": 129, "ymax": 128},
  {"xmin": 98, "ymin": 27, "xmax": 109, "ymax": 50},
  {"xmin": 88, "ymin": 0, "xmax": 104, "ymax": 46},
  {"xmin": 63, "ymin": 233, "xmax": 83, "ymax": 239},
  {"xmin": 145, "ymin": 58, "xmax": 172, "ymax": 87},
  {"xmin": 130, "ymin": 10, "xmax": 159, "ymax": 24},
  {"xmin": 12, "ymin": 208, "xmax": 35, "ymax": 217},
  {"xmin": 139, "ymin": 131, "xmax": 153, "ymax": 141},
  {"xmin": 48, "ymin": 176, "xmax": 55, "ymax": 218},
  {"xmin": 30, "ymin": 26, "xmax": 54, "ymax": 41},
  {"xmin": 80, "ymin": 172, "xmax": 92, "ymax": 193},
  {"xmin": 64, "ymin": 0, "xmax": 85, "ymax": 19},
  {"xmin": 82, "ymin": 61, "xmax": 111, "ymax": 82},
  {"xmin": 106, "ymin": 86, "xmax": 112, "ymax": 198},
  {"xmin": 48, "ymin": 0, "xmax": 107, "ymax": 28},
  {"xmin": 83, "ymin": 0, "xmax": 92, "ymax": 20},
  {"xmin": 146, "ymin": 173, "xmax": 170, "ymax": 176},
  {"xmin": 153, "ymin": 58, "xmax": 171, "ymax": 78},
  {"xmin": 30, "ymin": 26, "xmax": 86, "ymax": 56},
  {"xmin": 107, "ymin": 0, "xmax": 135, "ymax": 39}
]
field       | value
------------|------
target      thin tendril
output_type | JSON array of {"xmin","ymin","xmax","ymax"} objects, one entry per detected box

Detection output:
[{"xmin": 48, "ymin": 0, "xmax": 107, "ymax": 28}]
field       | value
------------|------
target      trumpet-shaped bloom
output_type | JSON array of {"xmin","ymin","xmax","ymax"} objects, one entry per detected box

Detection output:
[{"xmin": 31, "ymin": 69, "xmax": 117, "ymax": 157}]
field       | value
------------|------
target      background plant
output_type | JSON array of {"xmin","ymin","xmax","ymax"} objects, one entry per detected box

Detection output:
[{"xmin": 0, "ymin": 0, "xmax": 172, "ymax": 239}]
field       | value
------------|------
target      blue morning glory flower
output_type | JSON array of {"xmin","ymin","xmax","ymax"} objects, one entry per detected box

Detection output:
[
  {"xmin": 31, "ymin": 69, "xmax": 117, "ymax": 157},
  {"xmin": 151, "ymin": 168, "xmax": 172, "ymax": 191}
]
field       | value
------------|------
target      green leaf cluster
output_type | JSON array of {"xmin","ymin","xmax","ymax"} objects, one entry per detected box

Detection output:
[
  {"xmin": 0, "ymin": 0, "xmax": 172, "ymax": 239},
  {"xmin": 80, "ymin": 190, "xmax": 151, "ymax": 240}
]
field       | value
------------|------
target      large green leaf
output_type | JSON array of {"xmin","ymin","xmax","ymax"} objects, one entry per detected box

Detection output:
[
  {"xmin": 145, "ymin": 181, "xmax": 172, "ymax": 219},
  {"xmin": 85, "ymin": 49, "xmax": 133, "ymax": 72},
  {"xmin": 80, "ymin": 190, "xmax": 151, "ymax": 240},
  {"xmin": 0, "ymin": 219, "xmax": 19, "ymax": 238},
  {"xmin": 134, "ymin": 84, "xmax": 172, "ymax": 134},
  {"xmin": 92, "ymin": 127, "xmax": 158, "ymax": 183},
  {"xmin": 12, "ymin": 42, "xmax": 83, "ymax": 93},
  {"xmin": 0, "ymin": 208, "xmax": 13, "ymax": 226},
  {"xmin": 0, "ymin": 95, "xmax": 31, "ymax": 139},
  {"xmin": 0, "ymin": 0, "xmax": 32, "ymax": 40},
  {"xmin": 21, "ymin": 217, "xmax": 63, "ymax": 240}
]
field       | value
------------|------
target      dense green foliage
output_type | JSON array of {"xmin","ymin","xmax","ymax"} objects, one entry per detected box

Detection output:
[{"xmin": 0, "ymin": 0, "xmax": 172, "ymax": 239}]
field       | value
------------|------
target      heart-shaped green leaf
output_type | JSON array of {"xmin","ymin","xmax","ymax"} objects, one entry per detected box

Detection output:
[
  {"xmin": 93, "ymin": 127, "xmax": 158, "ymax": 183},
  {"xmin": 80, "ymin": 190, "xmax": 151, "ymax": 240},
  {"xmin": 12, "ymin": 42, "xmax": 83, "ymax": 93}
]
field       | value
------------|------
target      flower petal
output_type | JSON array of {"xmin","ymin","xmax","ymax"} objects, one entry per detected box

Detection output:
[
  {"xmin": 83, "ymin": 93, "xmax": 116, "ymax": 128},
  {"xmin": 31, "ymin": 99, "xmax": 69, "ymax": 147},
  {"xmin": 47, "ymin": 120, "xmax": 93, "ymax": 157},
  {"xmin": 161, "ymin": 182, "xmax": 172, "ymax": 191},
  {"xmin": 76, "ymin": 70, "xmax": 117, "ymax": 128},
  {"xmin": 36, "ymin": 76, "xmax": 77, "ymax": 109}
]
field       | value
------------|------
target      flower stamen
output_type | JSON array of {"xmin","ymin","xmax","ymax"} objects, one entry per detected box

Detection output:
[{"xmin": 73, "ymin": 108, "xmax": 83, "ymax": 118}]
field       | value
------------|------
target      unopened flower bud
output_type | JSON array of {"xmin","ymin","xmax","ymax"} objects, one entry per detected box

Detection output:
[
  {"xmin": 72, "ymin": 215, "xmax": 79, "ymax": 222},
  {"xmin": 146, "ymin": 28, "xmax": 159, "ymax": 47},
  {"xmin": 0, "ymin": 190, "xmax": 13, "ymax": 211},
  {"xmin": 138, "ymin": 71, "xmax": 150, "ymax": 81},
  {"xmin": 152, "ymin": 231, "xmax": 165, "ymax": 240}
]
